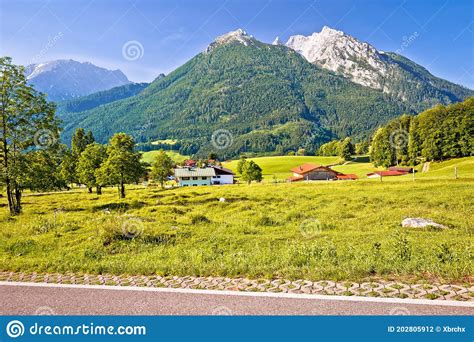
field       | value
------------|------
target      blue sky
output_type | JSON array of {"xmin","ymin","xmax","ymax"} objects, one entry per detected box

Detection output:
[{"xmin": 1, "ymin": 0, "xmax": 473, "ymax": 88}]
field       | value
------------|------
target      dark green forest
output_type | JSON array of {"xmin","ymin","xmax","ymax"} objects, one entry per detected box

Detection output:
[{"xmin": 57, "ymin": 82, "xmax": 149, "ymax": 116}]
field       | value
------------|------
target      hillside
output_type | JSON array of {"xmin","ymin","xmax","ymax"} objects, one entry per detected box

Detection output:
[
  {"xmin": 60, "ymin": 29, "xmax": 472, "ymax": 158},
  {"xmin": 141, "ymin": 150, "xmax": 189, "ymax": 164},
  {"xmin": 57, "ymin": 82, "xmax": 149, "ymax": 118},
  {"xmin": 25, "ymin": 59, "xmax": 131, "ymax": 101},
  {"xmin": 61, "ymin": 30, "xmax": 412, "ymax": 157}
]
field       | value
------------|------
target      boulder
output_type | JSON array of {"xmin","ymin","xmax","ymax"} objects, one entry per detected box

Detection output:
[{"xmin": 401, "ymin": 217, "xmax": 446, "ymax": 229}]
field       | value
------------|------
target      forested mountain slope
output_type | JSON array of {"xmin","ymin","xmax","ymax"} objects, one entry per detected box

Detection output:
[{"xmin": 60, "ymin": 29, "xmax": 471, "ymax": 158}]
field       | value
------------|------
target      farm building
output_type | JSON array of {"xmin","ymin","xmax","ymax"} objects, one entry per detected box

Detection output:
[
  {"xmin": 211, "ymin": 166, "xmax": 235, "ymax": 185},
  {"xmin": 367, "ymin": 170, "xmax": 408, "ymax": 178},
  {"xmin": 388, "ymin": 166, "xmax": 413, "ymax": 173},
  {"xmin": 336, "ymin": 174, "xmax": 358, "ymax": 180},
  {"xmin": 174, "ymin": 166, "xmax": 234, "ymax": 187},
  {"xmin": 183, "ymin": 159, "xmax": 197, "ymax": 167},
  {"xmin": 288, "ymin": 163, "xmax": 357, "ymax": 181}
]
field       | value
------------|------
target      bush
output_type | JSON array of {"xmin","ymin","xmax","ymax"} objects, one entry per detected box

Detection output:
[{"xmin": 191, "ymin": 214, "xmax": 210, "ymax": 224}]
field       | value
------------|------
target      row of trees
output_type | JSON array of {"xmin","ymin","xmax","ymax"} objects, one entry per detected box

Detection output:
[
  {"xmin": 370, "ymin": 98, "xmax": 473, "ymax": 167},
  {"xmin": 0, "ymin": 56, "xmax": 178, "ymax": 215},
  {"xmin": 317, "ymin": 137, "xmax": 361, "ymax": 160},
  {"xmin": 60, "ymin": 129, "xmax": 146, "ymax": 198}
]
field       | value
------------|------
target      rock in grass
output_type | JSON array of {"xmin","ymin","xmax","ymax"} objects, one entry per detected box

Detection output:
[
  {"xmin": 219, "ymin": 197, "xmax": 226, "ymax": 202},
  {"xmin": 401, "ymin": 218, "xmax": 446, "ymax": 229}
]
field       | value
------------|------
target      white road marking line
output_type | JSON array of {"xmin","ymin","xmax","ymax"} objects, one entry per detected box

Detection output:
[{"xmin": 1, "ymin": 281, "xmax": 473, "ymax": 307}]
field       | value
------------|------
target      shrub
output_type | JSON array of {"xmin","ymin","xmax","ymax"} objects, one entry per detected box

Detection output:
[
  {"xmin": 191, "ymin": 215, "xmax": 210, "ymax": 224},
  {"xmin": 256, "ymin": 216, "xmax": 278, "ymax": 226}
]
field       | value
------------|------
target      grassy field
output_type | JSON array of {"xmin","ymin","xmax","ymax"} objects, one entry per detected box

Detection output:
[
  {"xmin": 0, "ymin": 158, "xmax": 472, "ymax": 284},
  {"xmin": 223, "ymin": 156, "xmax": 341, "ymax": 180},
  {"xmin": 416, "ymin": 157, "xmax": 474, "ymax": 179},
  {"xmin": 151, "ymin": 139, "xmax": 177, "ymax": 145},
  {"xmin": 141, "ymin": 150, "xmax": 189, "ymax": 164}
]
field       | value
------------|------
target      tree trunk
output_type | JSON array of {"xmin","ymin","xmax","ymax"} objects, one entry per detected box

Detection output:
[
  {"xmin": 88, "ymin": 187, "xmax": 93, "ymax": 193},
  {"xmin": 6, "ymin": 183, "xmax": 13, "ymax": 213},
  {"xmin": 8, "ymin": 186, "xmax": 22, "ymax": 215},
  {"xmin": 120, "ymin": 175, "xmax": 125, "ymax": 198},
  {"xmin": 96, "ymin": 186, "xmax": 102, "ymax": 195},
  {"xmin": 120, "ymin": 183, "xmax": 125, "ymax": 198},
  {"xmin": 14, "ymin": 188, "xmax": 21, "ymax": 213}
]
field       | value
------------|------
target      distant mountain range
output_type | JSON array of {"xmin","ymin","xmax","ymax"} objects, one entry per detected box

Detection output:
[
  {"xmin": 56, "ymin": 27, "xmax": 473, "ymax": 157},
  {"xmin": 25, "ymin": 59, "xmax": 131, "ymax": 101}
]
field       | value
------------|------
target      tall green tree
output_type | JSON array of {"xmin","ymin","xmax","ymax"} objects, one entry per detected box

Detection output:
[
  {"xmin": 60, "ymin": 150, "xmax": 78, "ymax": 185},
  {"xmin": 0, "ymin": 57, "xmax": 60, "ymax": 214},
  {"xmin": 77, "ymin": 143, "xmax": 107, "ymax": 194},
  {"xmin": 370, "ymin": 127, "xmax": 394, "ymax": 167},
  {"xmin": 241, "ymin": 160, "xmax": 263, "ymax": 184},
  {"xmin": 85, "ymin": 130, "xmax": 95, "ymax": 146},
  {"xmin": 96, "ymin": 133, "xmax": 144, "ymax": 198},
  {"xmin": 24, "ymin": 147, "xmax": 67, "ymax": 192},
  {"xmin": 355, "ymin": 141, "xmax": 369, "ymax": 155},
  {"xmin": 72, "ymin": 128, "xmax": 89, "ymax": 157},
  {"xmin": 150, "ymin": 149, "xmax": 174, "ymax": 188},
  {"xmin": 408, "ymin": 118, "xmax": 422, "ymax": 165},
  {"xmin": 236, "ymin": 156, "xmax": 247, "ymax": 174},
  {"xmin": 339, "ymin": 137, "xmax": 354, "ymax": 161},
  {"xmin": 318, "ymin": 140, "xmax": 341, "ymax": 156},
  {"xmin": 391, "ymin": 114, "xmax": 411, "ymax": 165},
  {"xmin": 60, "ymin": 128, "xmax": 95, "ymax": 186}
]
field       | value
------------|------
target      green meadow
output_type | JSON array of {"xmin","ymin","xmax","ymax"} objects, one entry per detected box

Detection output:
[
  {"xmin": 0, "ymin": 157, "xmax": 472, "ymax": 284},
  {"xmin": 141, "ymin": 150, "xmax": 189, "ymax": 164},
  {"xmin": 223, "ymin": 156, "xmax": 341, "ymax": 180}
]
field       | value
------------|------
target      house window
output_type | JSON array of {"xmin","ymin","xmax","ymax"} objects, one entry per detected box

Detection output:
[
  {"xmin": 193, "ymin": 184, "xmax": 197, "ymax": 186},
  {"xmin": 201, "ymin": 177, "xmax": 207, "ymax": 180},
  {"xmin": 182, "ymin": 177, "xmax": 190, "ymax": 180},
  {"xmin": 215, "ymin": 175, "xmax": 221, "ymax": 178},
  {"xmin": 192, "ymin": 177, "xmax": 198, "ymax": 180}
]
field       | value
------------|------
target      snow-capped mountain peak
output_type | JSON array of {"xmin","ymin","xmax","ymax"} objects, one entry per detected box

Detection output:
[
  {"xmin": 285, "ymin": 26, "xmax": 390, "ymax": 90},
  {"xmin": 25, "ymin": 59, "xmax": 131, "ymax": 101}
]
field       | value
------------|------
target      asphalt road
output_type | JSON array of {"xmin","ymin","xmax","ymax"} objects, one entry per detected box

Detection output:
[{"xmin": 1, "ymin": 282, "xmax": 473, "ymax": 315}]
